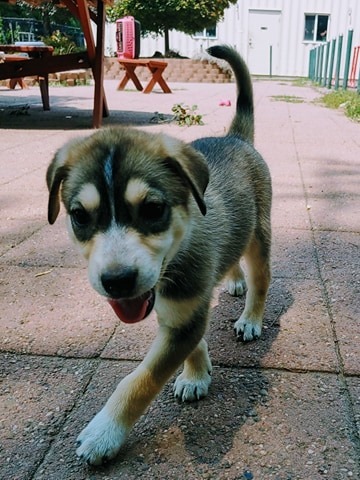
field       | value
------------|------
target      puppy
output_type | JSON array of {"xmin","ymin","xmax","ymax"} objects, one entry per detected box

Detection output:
[{"xmin": 46, "ymin": 45, "xmax": 272, "ymax": 465}]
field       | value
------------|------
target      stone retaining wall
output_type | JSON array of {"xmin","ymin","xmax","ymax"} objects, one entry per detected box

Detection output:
[{"xmin": 105, "ymin": 57, "xmax": 233, "ymax": 83}]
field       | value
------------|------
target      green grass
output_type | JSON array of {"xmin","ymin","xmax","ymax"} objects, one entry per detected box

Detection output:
[
  {"xmin": 292, "ymin": 77, "xmax": 310, "ymax": 87},
  {"xmin": 271, "ymin": 95, "xmax": 305, "ymax": 103},
  {"xmin": 320, "ymin": 90, "xmax": 360, "ymax": 121}
]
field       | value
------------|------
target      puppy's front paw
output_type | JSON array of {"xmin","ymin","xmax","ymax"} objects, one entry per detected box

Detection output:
[
  {"xmin": 234, "ymin": 315, "xmax": 262, "ymax": 342},
  {"xmin": 76, "ymin": 408, "xmax": 128, "ymax": 465},
  {"xmin": 173, "ymin": 370, "xmax": 212, "ymax": 402}
]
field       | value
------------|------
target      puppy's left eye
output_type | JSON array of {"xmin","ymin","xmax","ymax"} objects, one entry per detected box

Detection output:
[
  {"xmin": 139, "ymin": 201, "xmax": 166, "ymax": 221},
  {"xmin": 71, "ymin": 208, "xmax": 91, "ymax": 227}
]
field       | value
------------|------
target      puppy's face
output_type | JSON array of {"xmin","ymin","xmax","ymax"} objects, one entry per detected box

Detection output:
[{"xmin": 47, "ymin": 128, "xmax": 209, "ymax": 323}]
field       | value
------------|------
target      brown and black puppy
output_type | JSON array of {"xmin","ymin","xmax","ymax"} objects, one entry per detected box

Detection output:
[{"xmin": 46, "ymin": 45, "xmax": 272, "ymax": 465}]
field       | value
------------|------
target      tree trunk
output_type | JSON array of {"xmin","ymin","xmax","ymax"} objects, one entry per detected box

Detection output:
[
  {"xmin": 164, "ymin": 28, "xmax": 170, "ymax": 55},
  {"xmin": 42, "ymin": 10, "xmax": 52, "ymax": 37}
]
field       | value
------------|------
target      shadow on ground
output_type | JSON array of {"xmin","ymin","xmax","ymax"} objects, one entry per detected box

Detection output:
[
  {"xmin": 0, "ymin": 93, "xmax": 172, "ymax": 130},
  {"xmin": 34, "ymin": 280, "xmax": 292, "ymax": 479}
]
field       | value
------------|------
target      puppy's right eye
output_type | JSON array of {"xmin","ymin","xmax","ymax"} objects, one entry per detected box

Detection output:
[
  {"xmin": 71, "ymin": 208, "xmax": 91, "ymax": 227},
  {"xmin": 139, "ymin": 201, "xmax": 166, "ymax": 221}
]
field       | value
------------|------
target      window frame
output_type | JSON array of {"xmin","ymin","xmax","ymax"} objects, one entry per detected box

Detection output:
[
  {"xmin": 303, "ymin": 13, "xmax": 329, "ymax": 43},
  {"xmin": 193, "ymin": 25, "xmax": 218, "ymax": 40}
]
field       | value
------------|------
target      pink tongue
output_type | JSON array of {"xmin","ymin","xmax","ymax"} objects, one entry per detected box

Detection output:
[{"xmin": 108, "ymin": 293, "xmax": 151, "ymax": 324}]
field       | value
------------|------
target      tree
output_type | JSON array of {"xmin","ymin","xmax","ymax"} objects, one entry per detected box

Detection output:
[
  {"xmin": 107, "ymin": 0, "xmax": 238, "ymax": 54},
  {"xmin": 0, "ymin": 0, "xmax": 80, "ymax": 37}
]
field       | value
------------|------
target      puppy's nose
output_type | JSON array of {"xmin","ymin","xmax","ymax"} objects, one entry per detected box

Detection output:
[{"xmin": 101, "ymin": 268, "xmax": 138, "ymax": 298}]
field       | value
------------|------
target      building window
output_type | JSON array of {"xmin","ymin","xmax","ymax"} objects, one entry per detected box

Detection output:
[
  {"xmin": 304, "ymin": 14, "xmax": 329, "ymax": 42},
  {"xmin": 193, "ymin": 25, "xmax": 217, "ymax": 39}
]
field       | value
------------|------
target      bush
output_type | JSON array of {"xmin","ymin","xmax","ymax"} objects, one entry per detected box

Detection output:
[
  {"xmin": 344, "ymin": 95, "xmax": 360, "ymax": 121},
  {"xmin": 41, "ymin": 30, "xmax": 80, "ymax": 55}
]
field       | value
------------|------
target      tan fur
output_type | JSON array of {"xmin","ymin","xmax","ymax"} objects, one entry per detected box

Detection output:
[
  {"xmin": 124, "ymin": 178, "xmax": 150, "ymax": 206},
  {"xmin": 46, "ymin": 45, "xmax": 272, "ymax": 465},
  {"xmin": 76, "ymin": 183, "xmax": 101, "ymax": 211}
]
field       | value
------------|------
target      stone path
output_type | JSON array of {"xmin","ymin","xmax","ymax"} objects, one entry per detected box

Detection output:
[{"xmin": 0, "ymin": 78, "xmax": 359, "ymax": 479}]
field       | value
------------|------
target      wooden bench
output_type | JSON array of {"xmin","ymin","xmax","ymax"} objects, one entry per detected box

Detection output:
[
  {"xmin": 117, "ymin": 58, "xmax": 172, "ymax": 94},
  {"xmin": 2, "ymin": 54, "xmax": 30, "ymax": 90}
]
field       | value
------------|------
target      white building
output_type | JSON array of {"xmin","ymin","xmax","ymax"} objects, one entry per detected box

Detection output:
[{"xmin": 104, "ymin": 0, "xmax": 360, "ymax": 78}]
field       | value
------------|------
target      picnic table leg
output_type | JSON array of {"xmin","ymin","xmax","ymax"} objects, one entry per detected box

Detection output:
[
  {"xmin": 39, "ymin": 75, "xmax": 50, "ymax": 110},
  {"xmin": 73, "ymin": 0, "xmax": 109, "ymax": 127},
  {"xmin": 92, "ymin": 0, "xmax": 106, "ymax": 128}
]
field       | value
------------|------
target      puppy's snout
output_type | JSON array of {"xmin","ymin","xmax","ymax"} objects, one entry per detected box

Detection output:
[{"xmin": 101, "ymin": 268, "xmax": 138, "ymax": 298}]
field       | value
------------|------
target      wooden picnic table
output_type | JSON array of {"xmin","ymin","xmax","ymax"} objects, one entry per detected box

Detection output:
[
  {"xmin": 0, "ymin": 44, "xmax": 54, "ymax": 109},
  {"xmin": 0, "ymin": 0, "xmax": 109, "ymax": 128}
]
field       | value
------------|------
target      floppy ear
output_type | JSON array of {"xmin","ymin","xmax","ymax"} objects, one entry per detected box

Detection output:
[
  {"xmin": 163, "ymin": 143, "xmax": 209, "ymax": 216},
  {"xmin": 46, "ymin": 158, "xmax": 68, "ymax": 225},
  {"xmin": 46, "ymin": 137, "xmax": 86, "ymax": 224}
]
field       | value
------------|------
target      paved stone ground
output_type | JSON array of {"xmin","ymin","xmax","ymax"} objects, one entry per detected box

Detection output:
[{"xmin": 0, "ymin": 77, "xmax": 359, "ymax": 480}]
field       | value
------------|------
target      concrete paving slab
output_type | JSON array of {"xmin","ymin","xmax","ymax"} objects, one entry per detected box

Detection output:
[
  {"xmin": 207, "ymin": 278, "xmax": 337, "ymax": 372},
  {"xmin": 271, "ymin": 227, "xmax": 318, "ymax": 278},
  {"xmin": 102, "ymin": 278, "xmax": 338, "ymax": 373},
  {"xmin": 291, "ymin": 105, "xmax": 360, "ymax": 147},
  {"xmin": 0, "ymin": 265, "xmax": 117, "ymax": 357},
  {"xmin": 2, "ymin": 216, "xmax": 83, "ymax": 268},
  {"xmin": 0, "ymin": 77, "xmax": 359, "ymax": 478},
  {"xmin": 309, "ymin": 198, "xmax": 358, "ymax": 233},
  {"xmin": 316, "ymin": 231, "xmax": 360, "ymax": 281},
  {"xmin": 271, "ymin": 184, "xmax": 311, "ymax": 230},
  {"xmin": 323, "ymin": 279, "xmax": 360, "ymax": 375},
  {"xmin": 348, "ymin": 378, "xmax": 360, "ymax": 438},
  {"xmin": 100, "ymin": 312, "xmax": 157, "ymax": 362},
  {"xmin": 25, "ymin": 362, "xmax": 359, "ymax": 480},
  {"xmin": 0, "ymin": 136, "xmax": 60, "ymax": 183},
  {"xmin": 298, "ymin": 154, "xmax": 360, "ymax": 232},
  {"xmin": 314, "ymin": 231, "xmax": 360, "ymax": 374},
  {"xmin": 1, "ymin": 217, "xmax": 45, "ymax": 258},
  {"xmin": 1, "ymin": 172, "xmax": 48, "ymax": 256},
  {"xmin": 0, "ymin": 353, "xmax": 95, "ymax": 480}
]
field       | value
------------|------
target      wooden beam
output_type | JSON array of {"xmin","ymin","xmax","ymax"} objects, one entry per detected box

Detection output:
[
  {"xmin": 93, "ymin": 0, "xmax": 106, "ymax": 127},
  {"xmin": 61, "ymin": 0, "xmax": 108, "ymax": 126}
]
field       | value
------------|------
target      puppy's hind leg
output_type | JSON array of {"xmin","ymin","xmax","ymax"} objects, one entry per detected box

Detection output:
[
  {"xmin": 173, "ymin": 338, "xmax": 212, "ymax": 402},
  {"xmin": 226, "ymin": 262, "xmax": 247, "ymax": 297},
  {"xmin": 234, "ymin": 234, "xmax": 271, "ymax": 342}
]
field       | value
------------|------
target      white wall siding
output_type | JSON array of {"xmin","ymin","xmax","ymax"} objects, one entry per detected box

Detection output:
[{"xmin": 102, "ymin": 0, "xmax": 360, "ymax": 78}]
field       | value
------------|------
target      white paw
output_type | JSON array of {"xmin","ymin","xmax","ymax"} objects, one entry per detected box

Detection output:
[
  {"xmin": 173, "ymin": 370, "xmax": 212, "ymax": 402},
  {"xmin": 76, "ymin": 408, "xmax": 128, "ymax": 465},
  {"xmin": 234, "ymin": 315, "xmax": 262, "ymax": 342},
  {"xmin": 227, "ymin": 278, "xmax": 247, "ymax": 297}
]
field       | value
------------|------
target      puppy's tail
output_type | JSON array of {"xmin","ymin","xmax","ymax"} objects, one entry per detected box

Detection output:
[{"xmin": 207, "ymin": 45, "xmax": 254, "ymax": 144}]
